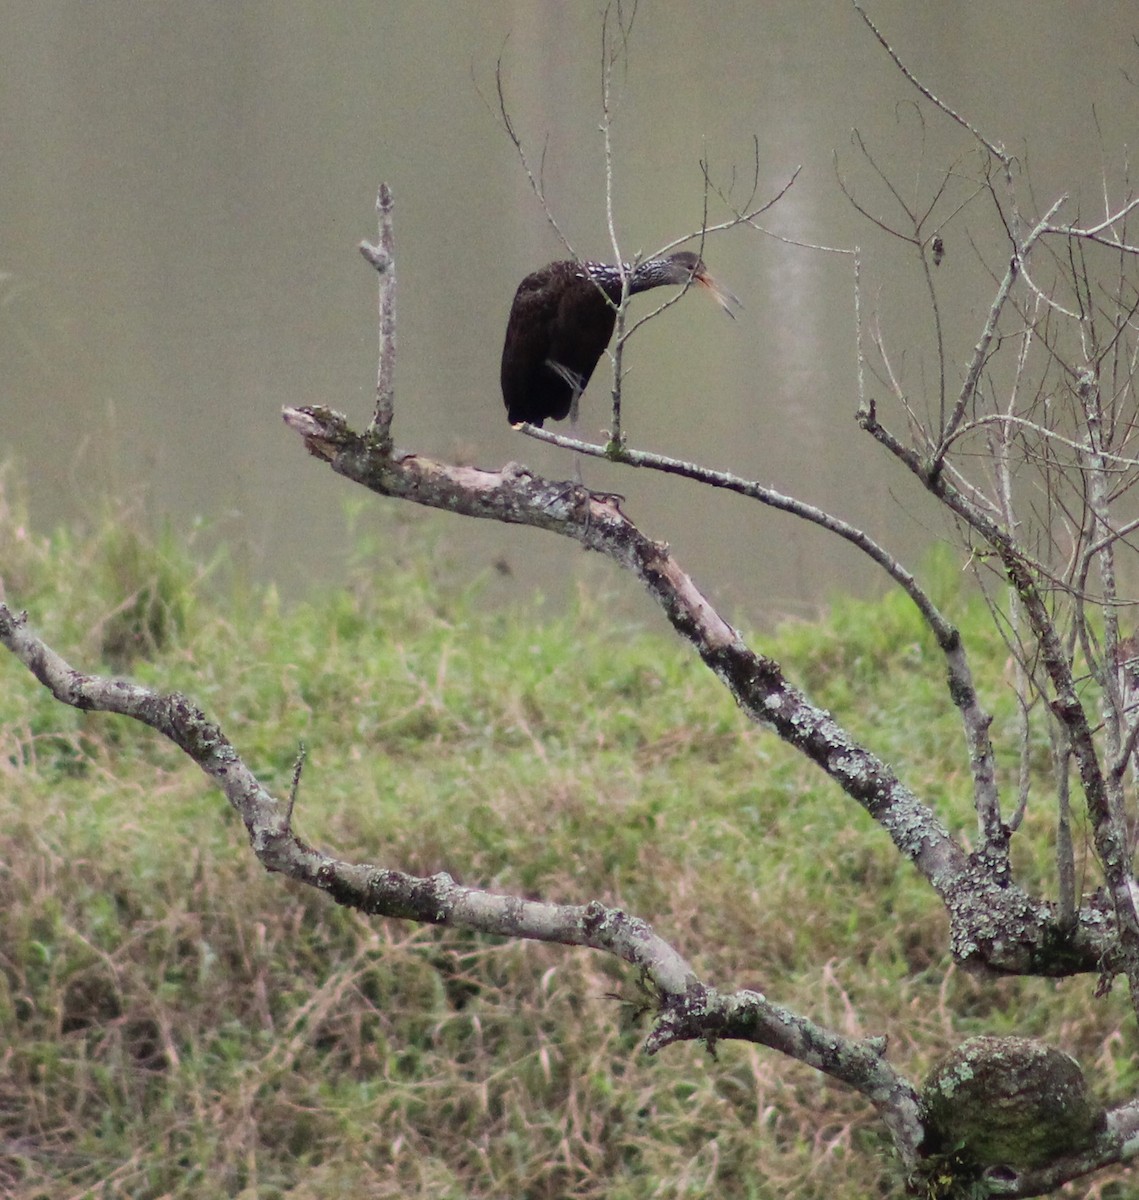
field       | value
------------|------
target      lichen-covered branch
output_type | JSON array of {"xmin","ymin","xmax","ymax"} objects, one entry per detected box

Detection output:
[
  {"xmin": 976, "ymin": 1099, "xmax": 1139, "ymax": 1197},
  {"xmin": 15, "ymin": 580, "xmax": 1123, "ymax": 1190},
  {"xmin": 527, "ymin": 419, "xmax": 1006, "ymax": 876},
  {"xmin": 0, "ymin": 600, "xmax": 926, "ymax": 1167},
  {"xmin": 281, "ymin": 405, "xmax": 1119, "ymax": 979}
]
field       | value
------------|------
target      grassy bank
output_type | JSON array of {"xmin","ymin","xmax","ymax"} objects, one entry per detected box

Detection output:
[{"xmin": 0, "ymin": 490, "xmax": 1132, "ymax": 1199}]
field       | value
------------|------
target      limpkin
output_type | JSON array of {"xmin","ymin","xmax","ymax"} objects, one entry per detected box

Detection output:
[{"xmin": 500, "ymin": 250, "xmax": 738, "ymax": 428}]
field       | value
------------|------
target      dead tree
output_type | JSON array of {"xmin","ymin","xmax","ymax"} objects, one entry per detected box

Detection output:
[{"xmin": 6, "ymin": 5, "xmax": 1139, "ymax": 1196}]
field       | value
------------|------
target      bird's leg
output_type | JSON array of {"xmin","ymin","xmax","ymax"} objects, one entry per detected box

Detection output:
[
  {"xmin": 548, "ymin": 360, "xmax": 587, "ymax": 483},
  {"xmin": 568, "ymin": 389, "xmax": 584, "ymax": 484}
]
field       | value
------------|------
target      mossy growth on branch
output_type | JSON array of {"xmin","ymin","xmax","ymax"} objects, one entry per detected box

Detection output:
[{"xmin": 919, "ymin": 1035, "xmax": 1105, "ymax": 1174}]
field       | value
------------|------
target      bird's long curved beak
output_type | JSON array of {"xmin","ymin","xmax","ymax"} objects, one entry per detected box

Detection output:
[{"xmin": 693, "ymin": 266, "xmax": 741, "ymax": 319}]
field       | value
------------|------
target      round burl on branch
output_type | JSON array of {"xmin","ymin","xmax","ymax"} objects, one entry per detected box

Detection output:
[{"xmin": 920, "ymin": 1036, "xmax": 1104, "ymax": 1172}]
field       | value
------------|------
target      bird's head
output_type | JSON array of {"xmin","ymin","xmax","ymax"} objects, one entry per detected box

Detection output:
[{"xmin": 659, "ymin": 251, "xmax": 740, "ymax": 318}]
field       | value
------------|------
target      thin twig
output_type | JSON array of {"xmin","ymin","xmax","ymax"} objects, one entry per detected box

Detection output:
[
  {"xmin": 286, "ymin": 742, "xmax": 306, "ymax": 830},
  {"xmin": 522, "ymin": 421, "xmax": 962, "ymax": 650},
  {"xmin": 850, "ymin": 0, "xmax": 1009, "ymax": 166},
  {"xmin": 493, "ymin": 55, "xmax": 577, "ymax": 260}
]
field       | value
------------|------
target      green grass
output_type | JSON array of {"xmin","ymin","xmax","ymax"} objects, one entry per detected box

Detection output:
[{"xmin": 0, "ymin": 482, "xmax": 1134, "ymax": 1199}]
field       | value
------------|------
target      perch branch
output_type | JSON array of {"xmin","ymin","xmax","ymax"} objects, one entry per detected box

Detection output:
[{"xmin": 279, "ymin": 405, "xmax": 1121, "ymax": 981}]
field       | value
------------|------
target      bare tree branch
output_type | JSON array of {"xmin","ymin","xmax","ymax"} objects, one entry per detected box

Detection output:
[
  {"xmin": 360, "ymin": 182, "xmax": 396, "ymax": 447},
  {"xmin": 493, "ymin": 53, "xmax": 577, "ymax": 261},
  {"xmin": 849, "ymin": 0, "xmax": 1009, "ymax": 166},
  {"xmin": 861, "ymin": 402, "xmax": 1139, "ymax": 1015},
  {"xmin": 0, "ymin": 598, "xmax": 929, "ymax": 1169}
]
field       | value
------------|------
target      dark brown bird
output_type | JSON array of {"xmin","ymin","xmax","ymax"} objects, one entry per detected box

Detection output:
[{"xmin": 500, "ymin": 250, "xmax": 738, "ymax": 428}]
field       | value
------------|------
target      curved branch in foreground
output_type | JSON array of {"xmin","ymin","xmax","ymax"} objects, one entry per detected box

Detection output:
[
  {"xmin": 280, "ymin": 404, "xmax": 1118, "ymax": 981},
  {"xmin": 0, "ymin": 600, "xmax": 924, "ymax": 1167}
]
